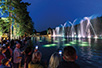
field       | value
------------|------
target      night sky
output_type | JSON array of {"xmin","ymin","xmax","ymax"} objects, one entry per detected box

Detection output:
[{"xmin": 22, "ymin": 0, "xmax": 102, "ymax": 32}]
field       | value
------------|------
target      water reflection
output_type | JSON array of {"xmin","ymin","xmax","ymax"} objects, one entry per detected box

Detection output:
[
  {"xmin": 95, "ymin": 38, "xmax": 98, "ymax": 43},
  {"xmin": 88, "ymin": 38, "xmax": 91, "ymax": 46},
  {"xmin": 32, "ymin": 37, "xmax": 102, "ymax": 68}
]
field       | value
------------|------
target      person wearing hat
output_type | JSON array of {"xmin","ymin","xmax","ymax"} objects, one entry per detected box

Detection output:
[{"xmin": 0, "ymin": 58, "xmax": 10, "ymax": 68}]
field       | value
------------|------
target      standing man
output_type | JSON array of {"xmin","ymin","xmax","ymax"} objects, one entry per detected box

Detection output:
[
  {"xmin": 13, "ymin": 43, "xmax": 22, "ymax": 68},
  {"xmin": 57, "ymin": 46, "xmax": 80, "ymax": 68}
]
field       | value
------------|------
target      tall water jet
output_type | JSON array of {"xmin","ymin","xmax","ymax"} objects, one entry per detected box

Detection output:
[
  {"xmin": 68, "ymin": 19, "xmax": 77, "ymax": 38},
  {"xmin": 61, "ymin": 23, "xmax": 67, "ymax": 37},
  {"xmin": 61, "ymin": 24, "xmax": 64, "ymax": 37},
  {"xmin": 84, "ymin": 17, "xmax": 97, "ymax": 38},
  {"xmin": 69, "ymin": 21, "xmax": 74, "ymax": 37},
  {"xmin": 80, "ymin": 20, "xmax": 85, "ymax": 38},
  {"xmin": 52, "ymin": 29, "xmax": 56, "ymax": 37},
  {"xmin": 72, "ymin": 19, "xmax": 77, "ymax": 37},
  {"xmin": 78, "ymin": 30, "xmax": 81, "ymax": 38},
  {"xmin": 55, "ymin": 27, "xmax": 60, "ymax": 36},
  {"xmin": 52, "ymin": 15, "xmax": 100, "ymax": 39},
  {"xmin": 87, "ymin": 29, "xmax": 91, "ymax": 38}
]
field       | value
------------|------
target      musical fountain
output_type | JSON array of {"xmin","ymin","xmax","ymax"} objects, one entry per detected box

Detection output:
[{"xmin": 52, "ymin": 16, "xmax": 100, "ymax": 39}]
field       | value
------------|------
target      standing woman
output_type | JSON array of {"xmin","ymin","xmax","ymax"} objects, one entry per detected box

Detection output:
[
  {"xmin": 48, "ymin": 52, "xmax": 61, "ymax": 68},
  {"xmin": 5, "ymin": 43, "xmax": 12, "ymax": 59},
  {"xmin": 28, "ymin": 51, "xmax": 44, "ymax": 68},
  {"xmin": 24, "ymin": 46, "xmax": 32, "ymax": 68}
]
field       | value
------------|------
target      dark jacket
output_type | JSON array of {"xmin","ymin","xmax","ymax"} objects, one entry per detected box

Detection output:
[
  {"xmin": 57, "ymin": 60, "xmax": 80, "ymax": 68},
  {"xmin": 4, "ymin": 49, "xmax": 11, "ymax": 59},
  {"xmin": 0, "ymin": 64, "xmax": 10, "ymax": 68}
]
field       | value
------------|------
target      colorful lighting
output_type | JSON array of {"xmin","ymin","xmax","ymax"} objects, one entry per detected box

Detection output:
[
  {"xmin": 94, "ymin": 36, "xmax": 98, "ymax": 39},
  {"xmin": 64, "ymin": 44, "xmax": 71, "ymax": 46},
  {"xmin": 43, "ymin": 44, "xmax": 57, "ymax": 47},
  {"xmin": 39, "ymin": 40, "xmax": 42, "ymax": 42},
  {"xmin": 61, "ymin": 39, "xmax": 66, "ymax": 41},
  {"xmin": 48, "ymin": 34, "xmax": 51, "ymax": 37},
  {"xmin": 54, "ymin": 40, "xmax": 59, "ymax": 43},
  {"xmin": 43, "ymin": 44, "xmax": 51, "ymax": 47},
  {"xmin": 88, "ymin": 36, "xmax": 91, "ymax": 38},
  {"xmin": 79, "ymin": 44, "xmax": 89, "ymax": 46},
  {"xmin": 79, "ymin": 41, "xmax": 89, "ymax": 46},
  {"xmin": 78, "ymin": 35, "xmax": 81, "ymax": 38},
  {"xmin": 51, "ymin": 44, "xmax": 56, "ymax": 46}
]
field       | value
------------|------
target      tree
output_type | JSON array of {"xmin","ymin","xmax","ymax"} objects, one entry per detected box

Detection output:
[
  {"xmin": 11, "ymin": 0, "xmax": 34, "ymax": 36},
  {"xmin": 0, "ymin": 0, "xmax": 34, "ymax": 39},
  {"xmin": 0, "ymin": 18, "xmax": 10, "ymax": 36}
]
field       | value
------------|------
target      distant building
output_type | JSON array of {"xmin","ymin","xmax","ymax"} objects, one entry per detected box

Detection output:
[
  {"xmin": 35, "ymin": 32, "xmax": 40, "ymax": 36},
  {"xmin": 47, "ymin": 27, "xmax": 52, "ymax": 35}
]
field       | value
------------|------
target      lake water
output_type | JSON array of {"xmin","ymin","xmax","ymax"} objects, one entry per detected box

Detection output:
[{"xmin": 32, "ymin": 37, "xmax": 102, "ymax": 68}]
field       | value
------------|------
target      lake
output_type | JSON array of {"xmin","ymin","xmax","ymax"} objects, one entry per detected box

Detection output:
[{"xmin": 32, "ymin": 37, "xmax": 102, "ymax": 68}]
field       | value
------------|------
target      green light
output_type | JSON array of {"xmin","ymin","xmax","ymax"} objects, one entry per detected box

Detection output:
[
  {"xmin": 68, "ymin": 40, "xmax": 77, "ymax": 45},
  {"xmin": 78, "ymin": 40, "xmax": 82, "ymax": 42},
  {"xmin": 78, "ymin": 41, "xmax": 89, "ymax": 46},
  {"xmin": 39, "ymin": 40, "xmax": 42, "ymax": 42},
  {"xmin": 54, "ymin": 40, "xmax": 59, "ymax": 43},
  {"xmin": 51, "ymin": 44, "xmax": 56, "ymax": 46},
  {"xmin": 70, "ymin": 42, "xmax": 76, "ymax": 44},
  {"xmin": 61, "ymin": 39, "xmax": 66, "ymax": 41},
  {"xmin": 64, "ymin": 44, "xmax": 71, "ymax": 46},
  {"xmin": 79, "ymin": 44, "xmax": 89, "ymax": 46},
  {"xmin": 69, "ymin": 41, "xmax": 76, "ymax": 44},
  {"xmin": 43, "ymin": 44, "xmax": 51, "ymax": 47},
  {"xmin": 43, "ymin": 44, "xmax": 57, "ymax": 47}
]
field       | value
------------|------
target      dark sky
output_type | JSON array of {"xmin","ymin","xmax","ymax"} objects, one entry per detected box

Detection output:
[{"xmin": 22, "ymin": 0, "xmax": 102, "ymax": 32}]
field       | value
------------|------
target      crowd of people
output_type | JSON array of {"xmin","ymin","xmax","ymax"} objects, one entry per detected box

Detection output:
[{"xmin": 0, "ymin": 37, "xmax": 80, "ymax": 68}]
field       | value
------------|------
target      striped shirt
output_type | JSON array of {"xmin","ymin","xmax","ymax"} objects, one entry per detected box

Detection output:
[{"xmin": 13, "ymin": 47, "xmax": 22, "ymax": 63}]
